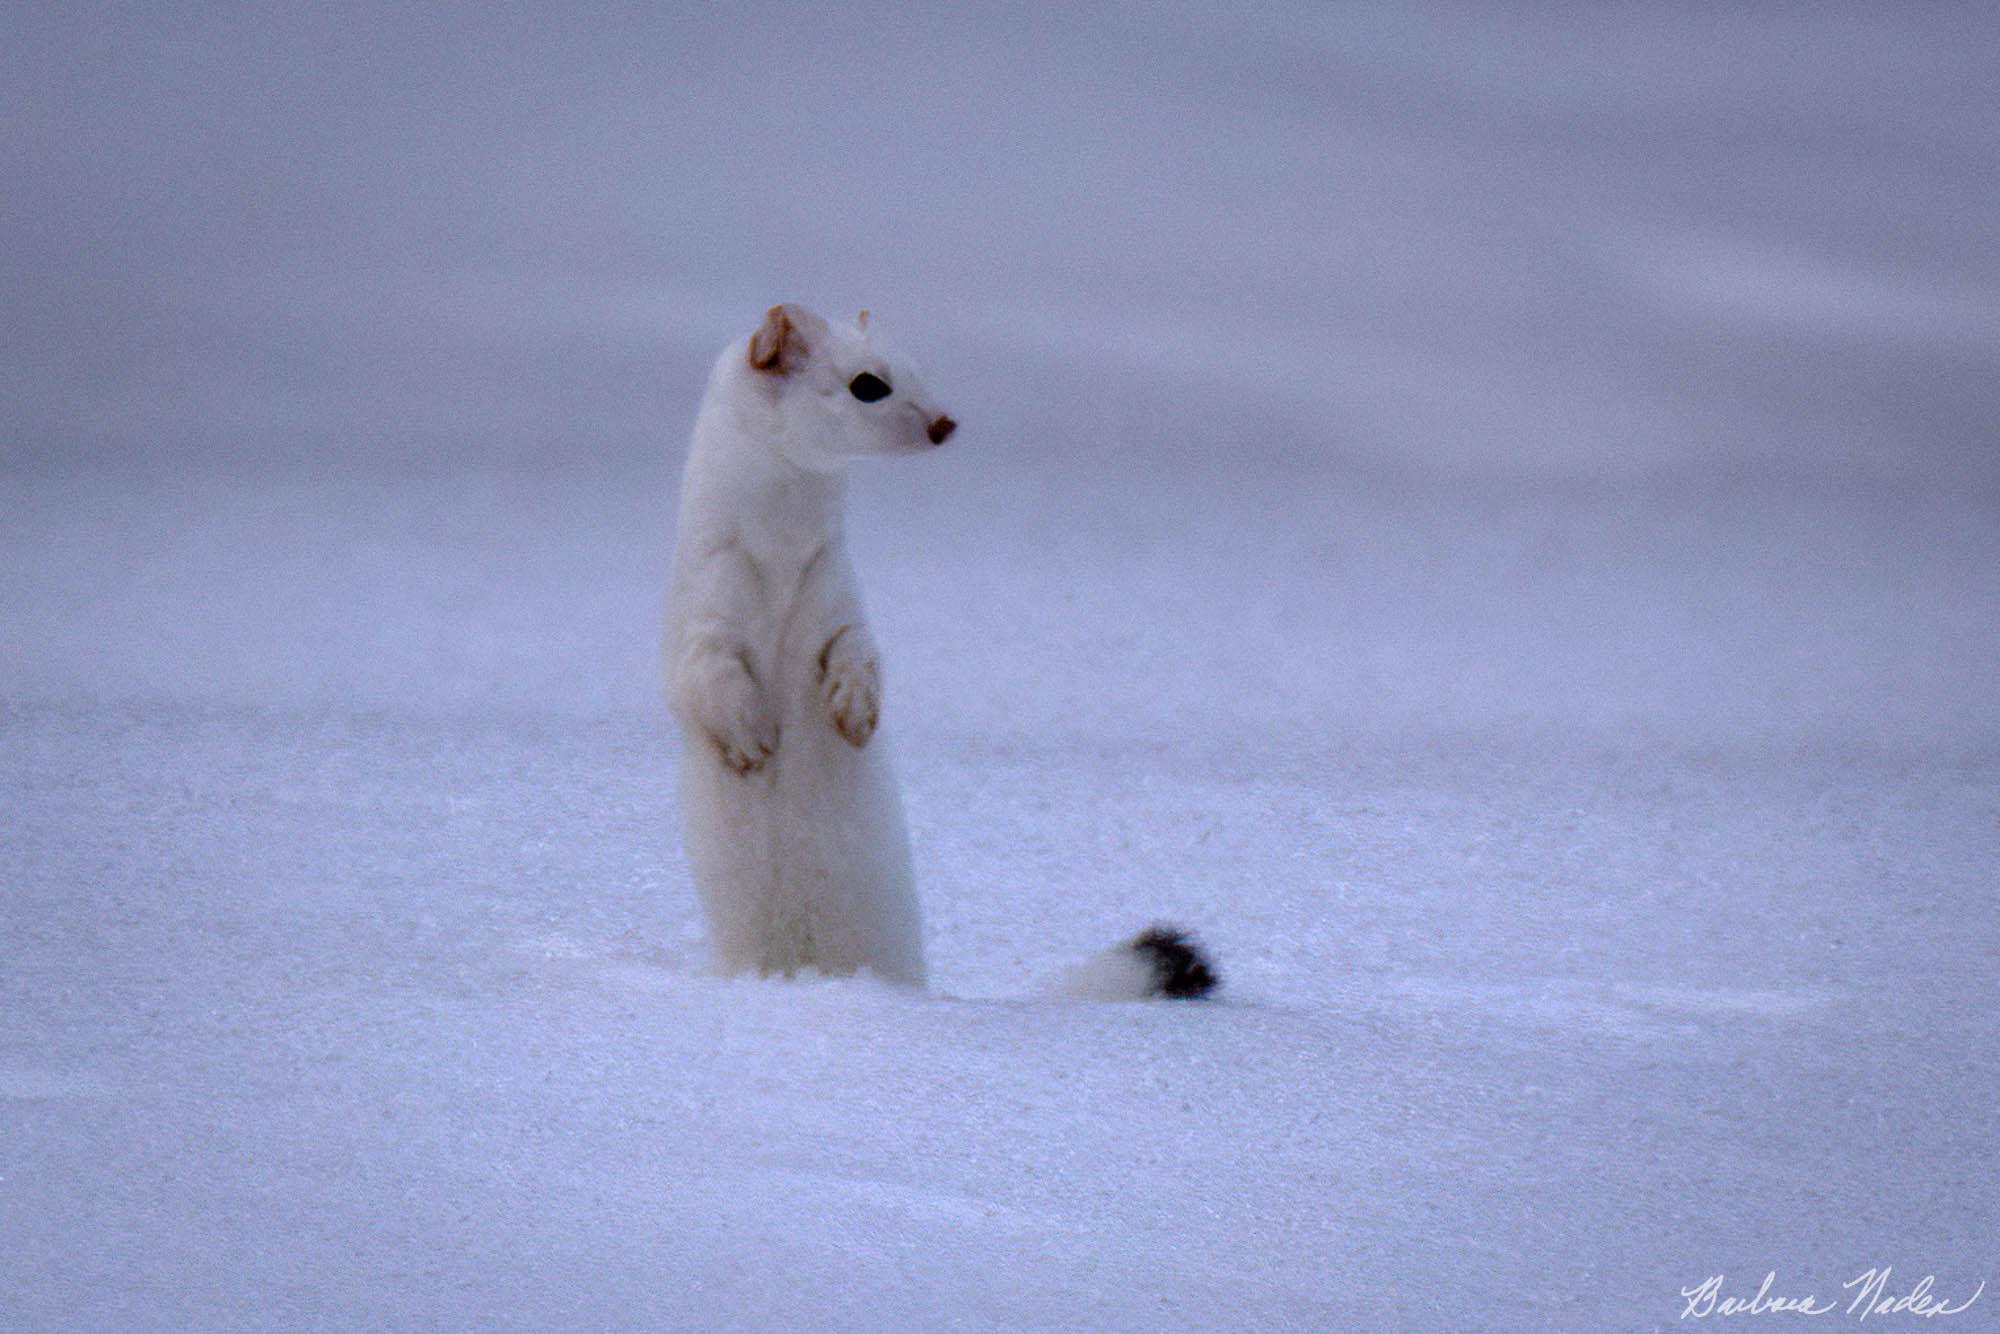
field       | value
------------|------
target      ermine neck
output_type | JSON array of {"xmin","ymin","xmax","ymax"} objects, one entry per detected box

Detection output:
[
  {"xmin": 692, "ymin": 397, "xmax": 848, "ymax": 558},
  {"xmin": 735, "ymin": 459, "xmax": 847, "ymax": 554}
]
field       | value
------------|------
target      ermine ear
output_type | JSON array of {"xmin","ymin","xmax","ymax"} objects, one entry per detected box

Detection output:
[{"xmin": 747, "ymin": 302, "xmax": 824, "ymax": 375}]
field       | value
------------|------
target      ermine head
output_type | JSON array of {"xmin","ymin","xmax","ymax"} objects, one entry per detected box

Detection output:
[{"xmin": 738, "ymin": 302, "xmax": 955, "ymax": 470}]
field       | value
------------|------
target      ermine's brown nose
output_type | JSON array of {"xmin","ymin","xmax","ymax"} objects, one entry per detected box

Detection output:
[{"xmin": 926, "ymin": 415, "xmax": 956, "ymax": 445}]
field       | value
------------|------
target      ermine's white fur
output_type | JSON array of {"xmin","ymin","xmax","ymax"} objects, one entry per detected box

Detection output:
[
  {"xmin": 666, "ymin": 304, "xmax": 1218, "ymax": 1001},
  {"xmin": 665, "ymin": 304, "xmax": 953, "ymax": 986}
]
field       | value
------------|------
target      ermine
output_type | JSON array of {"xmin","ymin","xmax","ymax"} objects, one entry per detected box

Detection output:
[{"xmin": 664, "ymin": 303, "xmax": 1215, "ymax": 1000}]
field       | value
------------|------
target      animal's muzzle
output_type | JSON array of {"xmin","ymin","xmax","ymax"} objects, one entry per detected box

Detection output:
[{"xmin": 926, "ymin": 415, "xmax": 956, "ymax": 446}]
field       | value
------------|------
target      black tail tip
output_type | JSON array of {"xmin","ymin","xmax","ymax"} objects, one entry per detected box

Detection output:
[{"xmin": 1128, "ymin": 924, "xmax": 1219, "ymax": 999}]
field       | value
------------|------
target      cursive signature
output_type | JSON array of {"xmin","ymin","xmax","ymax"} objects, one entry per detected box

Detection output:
[
  {"xmin": 1845, "ymin": 1268, "xmax": 1985, "ymax": 1322},
  {"xmin": 1680, "ymin": 1269, "xmax": 1985, "ymax": 1321}
]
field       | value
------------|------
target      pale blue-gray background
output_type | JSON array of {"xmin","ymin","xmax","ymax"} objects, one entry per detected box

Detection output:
[{"xmin": 4, "ymin": 4, "xmax": 1995, "ymax": 1329}]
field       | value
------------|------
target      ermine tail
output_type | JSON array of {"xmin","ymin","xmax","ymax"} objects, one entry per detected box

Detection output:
[{"xmin": 1049, "ymin": 924, "xmax": 1220, "ymax": 1002}]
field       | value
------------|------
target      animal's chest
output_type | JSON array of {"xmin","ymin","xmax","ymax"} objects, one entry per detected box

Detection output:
[{"xmin": 740, "ymin": 540, "xmax": 838, "ymax": 679}]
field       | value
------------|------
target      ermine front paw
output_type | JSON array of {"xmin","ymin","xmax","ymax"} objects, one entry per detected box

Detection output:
[
  {"xmin": 710, "ymin": 681, "xmax": 778, "ymax": 774},
  {"xmin": 818, "ymin": 626, "xmax": 880, "ymax": 747}
]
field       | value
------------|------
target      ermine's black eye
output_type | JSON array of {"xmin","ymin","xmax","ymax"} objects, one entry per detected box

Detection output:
[{"xmin": 848, "ymin": 371, "xmax": 892, "ymax": 402}]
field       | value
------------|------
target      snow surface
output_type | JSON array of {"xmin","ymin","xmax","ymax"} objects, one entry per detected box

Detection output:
[{"xmin": 4, "ymin": 3, "xmax": 1997, "ymax": 1330}]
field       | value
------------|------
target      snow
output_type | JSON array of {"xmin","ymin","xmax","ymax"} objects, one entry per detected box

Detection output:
[{"xmin": 4, "ymin": 2, "xmax": 1997, "ymax": 1329}]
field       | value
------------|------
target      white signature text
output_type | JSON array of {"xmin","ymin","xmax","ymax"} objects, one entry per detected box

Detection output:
[{"xmin": 1680, "ymin": 1269, "xmax": 1984, "ymax": 1321}]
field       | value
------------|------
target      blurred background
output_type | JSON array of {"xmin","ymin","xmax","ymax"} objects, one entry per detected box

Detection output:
[
  {"xmin": 4, "ymin": 3, "xmax": 1996, "ymax": 1329},
  {"xmin": 6, "ymin": 2, "xmax": 1996, "ymax": 734}
]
